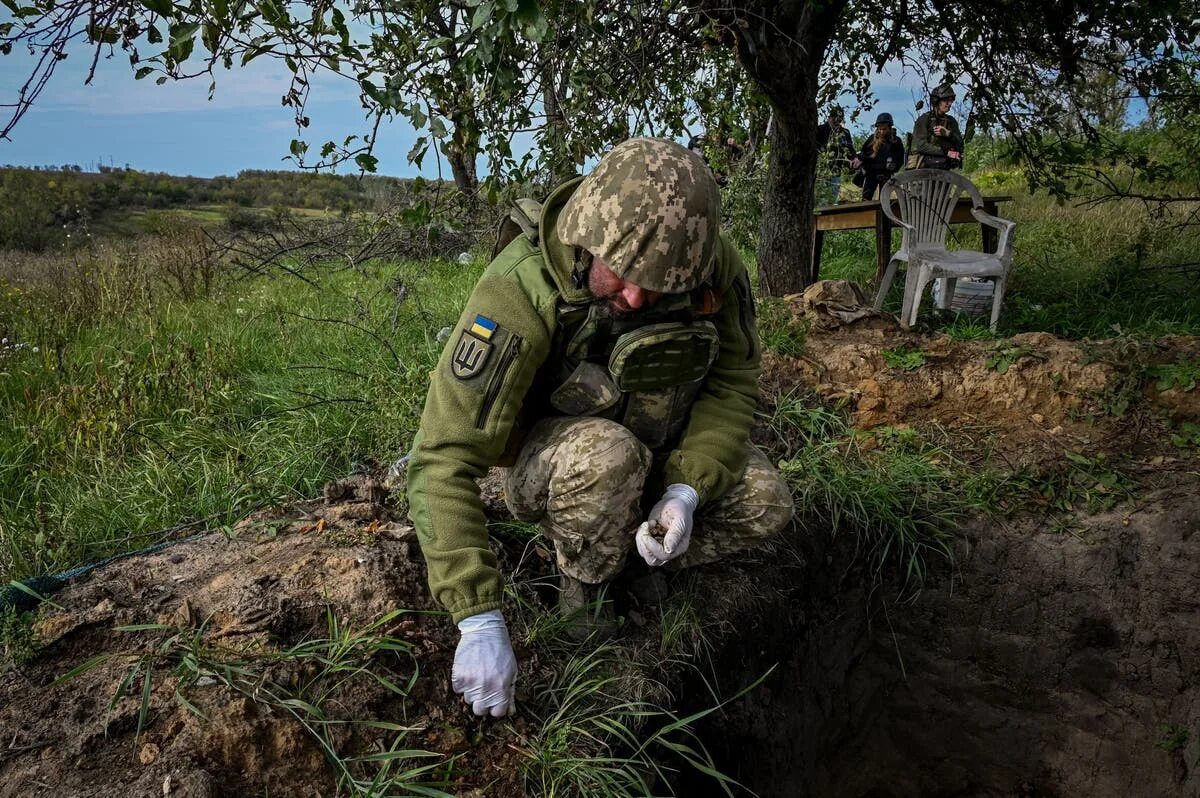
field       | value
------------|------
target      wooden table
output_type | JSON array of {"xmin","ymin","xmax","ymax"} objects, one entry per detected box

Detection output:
[{"xmin": 810, "ymin": 195, "xmax": 1012, "ymax": 284}]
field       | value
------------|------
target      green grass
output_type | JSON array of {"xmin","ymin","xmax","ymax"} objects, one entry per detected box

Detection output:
[
  {"xmin": 0, "ymin": 239, "xmax": 479, "ymax": 582},
  {"xmin": 757, "ymin": 296, "xmax": 810, "ymax": 356},
  {"xmin": 516, "ymin": 644, "xmax": 741, "ymax": 797},
  {"xmin": 0, "ymin": 605, "xmax": 37, "ymax": 668}
]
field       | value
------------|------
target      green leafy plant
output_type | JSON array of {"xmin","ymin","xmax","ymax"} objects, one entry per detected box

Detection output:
[
  {"xmin": 1170, "ymin": 422, "xmax": 1200, "ymax": 449},
  {"xmin": 0, "ymin": 606, "xmax": 38, "ymax": 667},
  {"xmin": 1147, "ymin": 358, "xmax": 1200, "ymax": 392},
  {"xmin": 1030, "ymin": 452, "xmax": 1135, "ymax": 514},
  {"xmin": 881, "ymin": 345, "xmax": 927, "ymax": 371},
  {"xmin": 1156, "ymin": 722, "xmax": 1190, "ymax": 753},
  {"xmin": 943, "ymin": 315, "xmax": 996, "ymax": 341},
  {"xmin": 985, "ymin": 343, "xmax": 1045, "ymax": 374},
  {"xmin": 779, "ymin": 435, "xmax": 986, "ymax": 590}
]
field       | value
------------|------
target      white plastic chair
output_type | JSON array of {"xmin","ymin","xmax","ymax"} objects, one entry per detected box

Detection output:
[{"xmin": 872, "ymin": 169, "xmax": 1016, "ymax": 331}]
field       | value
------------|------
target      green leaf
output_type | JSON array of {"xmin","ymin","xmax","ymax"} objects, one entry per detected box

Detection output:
[
  {"xmin": 241, "ymin": 45, "xmax": 274, "ymax": 65},
  {"xmin": 407, "ymin": 136, "xmax": 428, "ymax": 167},
  {"xmin": 136, "ymin": 668, "xmax": 153, "ymax": 737},
  {"xmin": 52, "ymin": 653, "xmax": 117, "ymax": 685},
  {"xmin": 135, "ymin": 66, "xmax": 154, "ymax": 80},
  {"xmin": 515, "ymin": 0, "xmax": 547, "ymax": 39},
  {"xmin": 168, "ymin": 21, "xmax": 199, "ymax": 64},
  {"xmin": 429, "ymin": 116, "xmax": 448, "ymax": 139},
  {"xmin": 87, "ymin": 24, "xmax": 120, "ymax": 44},
  {"xmin": 409, "ymin": 105, "xmax": 427, "ymax": 130},
  {"xmin": 354, "ymin": 153, "xmax": 378, "ymax": 172},
  {"xmin": 140, "ymin": 0, "xmax": 171, "ymax": 16},
  {"xmin": 146, "ymin": 24, "xmax": 162, "ymax": 44},
  {"xmin": 470, "ymin": 2, "xmax": 494, "ymax": 30},
  {"xmin": 289, "ymin": 139, "xmax": 307, "ymax": 157}
]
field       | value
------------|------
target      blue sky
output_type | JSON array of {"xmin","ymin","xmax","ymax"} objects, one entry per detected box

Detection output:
[{"xmin": 0, "ymin": 35, "xmax": 934, "ymax": 178}]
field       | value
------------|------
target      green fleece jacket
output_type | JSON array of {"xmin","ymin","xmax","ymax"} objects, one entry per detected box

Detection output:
[
  {"xmin": 912, "ymin": 111, "xmax": 964, "ymax": 158},
  {"xmin": 407, "ymin": 179, "xmax": 761, "ymax": 622}
]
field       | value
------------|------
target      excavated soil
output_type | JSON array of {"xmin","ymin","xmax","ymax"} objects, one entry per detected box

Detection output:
[
  {"xmin": 0, "ymin": 480, "xmax": 544, "ymax": 797},
  {"xmin": 2, "ymin": 281, "xmax": 1199, "ymax": 797}
]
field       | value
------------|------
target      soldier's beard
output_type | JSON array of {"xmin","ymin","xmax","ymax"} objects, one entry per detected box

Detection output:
[
  {"xmin": 587, "ymin": 267, "xmax": 638, "ymax": 317},
  {"xmin": 596, "ymin": 297, "xmax": 636, "ymax": 317}
]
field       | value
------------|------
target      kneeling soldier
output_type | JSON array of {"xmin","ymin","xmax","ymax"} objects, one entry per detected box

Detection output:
[{"xmin": 407, "ymin": 137, "xmax": 794, "ymax": 717}]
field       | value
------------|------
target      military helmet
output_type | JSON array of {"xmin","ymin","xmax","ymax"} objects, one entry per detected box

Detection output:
[
  {"xmin": 829, "ymin": 105, "xmax": 845, "ymax": 120},
  {"xmin": 875, "ymin": 112, "xmax": 894, "ymax": 126},
  {"xmin": 558, "ymin": 137, "xmax": 720, "ymax": 294},
  {"xmin": 930, "ymin": 83, "xmax": 956, "ymax": 103}
]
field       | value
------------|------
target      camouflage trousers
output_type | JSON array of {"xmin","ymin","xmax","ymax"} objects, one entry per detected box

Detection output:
[{"xmin": 504, "ymin": 416, "xmax": 794, "ymax": 584}]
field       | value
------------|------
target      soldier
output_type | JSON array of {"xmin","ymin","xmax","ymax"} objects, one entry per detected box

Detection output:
[
  {"xmin": 910, "ymin": 84, "xmax": 964, "ymax": 170},
  {"xmin": 816, "ymin": 106, "xmax": 857, "ymax": 203},
  {"xmin": 406, "ymin": 137, "xmax": 794, "ymax": 718}
]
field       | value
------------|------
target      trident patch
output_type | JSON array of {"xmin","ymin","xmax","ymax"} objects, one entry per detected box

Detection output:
[{"xmin": 450, "ymin": 314, "xmax": 497, "ymax": 380}]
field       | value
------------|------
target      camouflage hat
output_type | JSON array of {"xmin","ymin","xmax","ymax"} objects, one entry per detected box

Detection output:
[
  {"xmin": 930, "ymin": 83, "xmax": 956, "ymax": 102},
  {"xmin": 558, "ymin": 137, "xmax": 720, "ymax": 294}
]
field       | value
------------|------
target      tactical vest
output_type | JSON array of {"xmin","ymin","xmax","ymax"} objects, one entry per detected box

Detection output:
[{"xmin": 495, "ymin": 197, "xmax": 723, "ymax": 451}]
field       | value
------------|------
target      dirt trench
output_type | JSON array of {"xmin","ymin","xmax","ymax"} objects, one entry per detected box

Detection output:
[
  {"xmin": 679, "ymin": 284, "xmax": 1200, "ymax": 797},
  {"xmin": 679, "ymin": 476, "xmax": 1200, "ymax": 797}
]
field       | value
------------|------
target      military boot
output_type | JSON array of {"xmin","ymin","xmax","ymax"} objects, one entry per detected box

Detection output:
[{"xmin": 558, "ymin": 574, "xmax": 619, "ymax": 642}]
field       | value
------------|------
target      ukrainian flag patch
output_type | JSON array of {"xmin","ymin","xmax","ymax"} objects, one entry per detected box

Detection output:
[{"xmin": 469, "ymin": 314, "xmax": 497, "ymax": 340}]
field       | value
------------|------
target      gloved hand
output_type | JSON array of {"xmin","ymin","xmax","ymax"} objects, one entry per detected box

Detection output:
[
  {"xmin": 452, "ymin": 609, "xmax": 517, "ymax": 717},
  {"xmin": 635, "ymin": 483, "xmax": 700, "ymax": 567}
]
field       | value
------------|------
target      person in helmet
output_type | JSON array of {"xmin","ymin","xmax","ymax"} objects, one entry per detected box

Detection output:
[
  {"xmin": 851, "ymin": 112, "xmax": 906, "ymax": 200},
  {"xmin": 406, "ymin": 137, "xmax": 793, "ymax": 718},
  {"xmin": 910, "ymin": 84, "xmax": 964, "ymax": 169},
  {"xmin": 815, "ymin": 105, "xmax": 857, "ymax": 204}
]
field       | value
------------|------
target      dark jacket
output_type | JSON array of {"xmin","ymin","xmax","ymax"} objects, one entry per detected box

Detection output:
[
  {"xmin": 911, "ymin": 111, "xmax": 964, "ymax": 163},
  {"xmin": 856, "ymin": 134, "xmax": 905, "ymax": 174},
  {"xmin": 816, "ymin": 122, "xmax": 856, "ymax": 170}
]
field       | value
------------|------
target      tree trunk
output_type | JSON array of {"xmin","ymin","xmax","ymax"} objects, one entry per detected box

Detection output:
[
  {"xmin": 759, "ymin": 100, "xmax": 819, "ymax": 296},
  {"xmin": 446, "ymin": 118, "xmax": 479, "ymax": 194},
  {"xmin": 698, "ymin": 0, "xmax": 848, "ymax": 296}
]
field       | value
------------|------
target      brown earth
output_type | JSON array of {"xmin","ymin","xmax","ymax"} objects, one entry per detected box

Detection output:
[
  {"xmin": 3, "ymin": 283, "xmax": 1199, "ymax": 797},
  {"xmin": 0, "ymin": 477, "xmax": 541, "ymax": 797}
]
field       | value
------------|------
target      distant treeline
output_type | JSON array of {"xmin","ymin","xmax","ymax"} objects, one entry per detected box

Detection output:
[{"xmin": 0, "ymin": 166, "xmax": 424, "ymax": 250}]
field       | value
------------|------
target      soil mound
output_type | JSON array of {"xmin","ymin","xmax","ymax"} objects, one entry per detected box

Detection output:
[
  {"xmin": 765, "ymin": 280, "xmax": 1200, "ymax": 465},
  {"xmin": 0, "ymin": 476, "xmax": 530, "ymax": 797}
]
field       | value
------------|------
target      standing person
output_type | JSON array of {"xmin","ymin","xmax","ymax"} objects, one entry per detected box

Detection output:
[
  {"xmin": 406, "ymin": 137, "xmax": 794, "ymax": 718},
  {"xmin": 851, "ymin": 113, "xmax": 906, "ymax": 200},
  {"xmin": 815, "ymin": 106, "xmax": 856, "ymax": 204},
  {"xmin": 910, "ymin": 84, "xmax": 964, "ymax": 170}
]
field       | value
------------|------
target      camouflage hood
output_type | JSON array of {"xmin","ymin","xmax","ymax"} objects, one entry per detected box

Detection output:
[{"xmin": 556, "ymin": 137, "xmax": 720, "ymax": 294}]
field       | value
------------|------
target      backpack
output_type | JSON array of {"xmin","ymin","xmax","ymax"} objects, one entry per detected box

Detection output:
[{"xmin": 489, "ymin": 198, "xmax": 543, "ymax": 260}]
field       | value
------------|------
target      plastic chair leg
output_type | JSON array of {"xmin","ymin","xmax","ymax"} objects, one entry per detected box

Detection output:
[
  {"xmin": 874, "ymin": 259, "xmax": 900, "ymax": 310},
  {"xmin": 936, "ymin": 277, "xmax": 957, "ymax": 310},
  {"xmin": 907, "ymin": 267, "xmax": 931, "ymax": 328},
  {"xmin": 899, "ymin": 266, "xmax": 919, "ymax": 328},
  {"xmin": 990, "ymin": 275, "xmax": 1006, "ymax": 332}
]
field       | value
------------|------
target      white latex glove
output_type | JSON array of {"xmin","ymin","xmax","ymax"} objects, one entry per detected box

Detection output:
[
  {"xmin": 452, "ymin": 609, "xmax": 517, "ymax": 717},
  {"xmin": 635, "ymin": 483, "xmax": 700, "ymax": 567}
]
